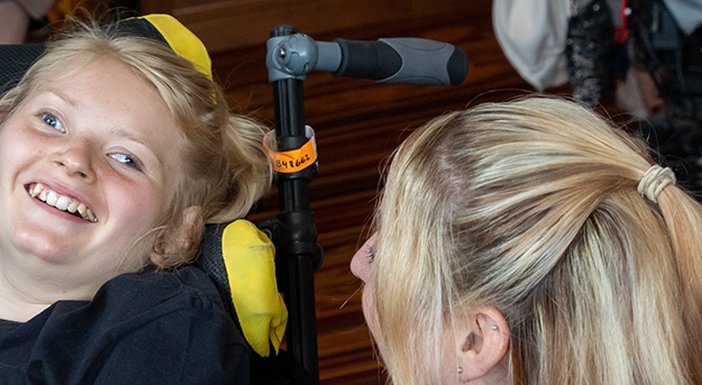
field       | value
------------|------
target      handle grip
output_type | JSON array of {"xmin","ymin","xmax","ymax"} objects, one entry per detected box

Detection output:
[{"xmin": 333, "ymin": 38, "xmax": 467, "ymax": 85}]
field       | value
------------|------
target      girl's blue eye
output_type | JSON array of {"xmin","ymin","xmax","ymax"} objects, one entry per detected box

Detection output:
[
  {"xmin": 41, "ymin": 113, "xmax": 64, "ymax": 133},
  {"xmin": 110, "ymin": 153, "xmax": 141, "ymax": 170}
]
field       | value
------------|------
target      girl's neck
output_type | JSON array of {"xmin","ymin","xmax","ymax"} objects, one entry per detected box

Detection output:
[
  {"xmin": 0, "ymin": 259, "xmax": 93, "ymax": 322},
  {"xmin": 0, "ymin": 293, "xmax": 51, "ymax": 323}
]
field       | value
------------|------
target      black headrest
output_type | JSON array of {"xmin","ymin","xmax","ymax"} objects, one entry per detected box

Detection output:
[
  {"xmin": 0, "ymin": 43, "xmax": 45, "ymax": 95},
  {"xmin": 0, "ymin": 16, "xmax": 181, "ymax": 97}
]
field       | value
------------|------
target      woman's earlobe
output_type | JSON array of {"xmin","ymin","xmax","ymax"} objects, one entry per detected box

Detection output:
[{"xmin": 454, "ymin": 306, "xmax": 510, "ymax": 381}]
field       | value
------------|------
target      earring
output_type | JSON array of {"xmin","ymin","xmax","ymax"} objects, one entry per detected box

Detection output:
[
  {"xmin": 491, "ymin": 324, "xmax": 498, "ymax": 331},
  {"xmin": 457, "ymin": 366, "xmax": 463, "ymax": 374}
]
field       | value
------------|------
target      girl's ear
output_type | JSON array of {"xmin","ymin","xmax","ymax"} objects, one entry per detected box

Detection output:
[
  {"xmin": 450, "ymin": 306, "xmax": 510, "ymax": 382},
  {"xmin": 151, "ymin": 205, "xmax": 203, "ymax": 264},
  {"xmin": 171, "ymin": 205, "xmax": 204, "ymax": 252}
]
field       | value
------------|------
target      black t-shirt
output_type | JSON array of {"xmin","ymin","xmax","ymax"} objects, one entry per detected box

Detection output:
[{"xmin": 0, "ymin": 265, "xmax": 250, "ymax": 385}]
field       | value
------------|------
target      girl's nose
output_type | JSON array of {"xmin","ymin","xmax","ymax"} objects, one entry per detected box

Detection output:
[{"xmin": 52, "ymin": 141, "xmax": 96, "ymax": 182}]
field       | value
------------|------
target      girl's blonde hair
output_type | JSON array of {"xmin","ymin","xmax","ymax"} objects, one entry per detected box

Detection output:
[
  {"xmin": 372, "ymin": 96, "xmax": 702, "ymax": 385},
  {"xmin": 0, "ymin": 18, "xmax": 272, "ymax": 269}
]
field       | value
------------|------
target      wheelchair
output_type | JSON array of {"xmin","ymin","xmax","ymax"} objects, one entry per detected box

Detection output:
[{"xmin": 0, "ymin": 16, "xmax": 467, "ymax": 385}]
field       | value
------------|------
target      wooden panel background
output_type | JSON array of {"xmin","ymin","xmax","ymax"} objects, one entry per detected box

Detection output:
[
  {"xmin": 138, "ymin": 0, "xmax": 535, "ymax": 383},
  {"xmin": 139, "ymin": 0, "xmax": 489, "ymax": 52}
]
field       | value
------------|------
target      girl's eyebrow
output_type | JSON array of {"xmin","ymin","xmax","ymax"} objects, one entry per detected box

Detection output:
[
  {"xmin": 107, "ymin": 126, "xmax": 164, "ymax": 168},
  {"xmin": 45, "ymin": 88, "xmax": 78, "ymax": 107},
  {"xmin": 43, "ymin": 89, "xmax": 148, "ymax": 148},
  {"xmin": 108, "ymin": 126, "xmax": 150, "ymax": 148}
]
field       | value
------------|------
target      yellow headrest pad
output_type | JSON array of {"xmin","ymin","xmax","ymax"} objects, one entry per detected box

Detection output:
[
  {"xmin": 222, "ymin": 220, "xmax": 288, "ymax": 357},
  {"xmin": 140, "ymin": 14, "xmax": 213, "ymax": 80}
]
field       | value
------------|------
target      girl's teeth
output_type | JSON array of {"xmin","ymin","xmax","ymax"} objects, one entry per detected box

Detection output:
[
  {"xmin": 46, "ymin": 190, "xmax": 58, "ymax": 206},
  {"xmin": 77, "ymin": 203, "xmax": 87, "ymax": 217},
  {"xmin": 30, "ymin": 184, "xmax": 40, "ymax": 198},
  {"xmin": 55, "ymin": 195, "xmax": 70, "ymax": 211},
  {"xmin": 28, "ymin": 183, "xmax": 98, "ymax": 222}
]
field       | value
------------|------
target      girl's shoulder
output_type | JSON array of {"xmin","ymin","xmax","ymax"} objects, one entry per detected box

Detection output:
[{"xmin": 0, "ymin": 265, "xmax": 248, "ymax": 385}]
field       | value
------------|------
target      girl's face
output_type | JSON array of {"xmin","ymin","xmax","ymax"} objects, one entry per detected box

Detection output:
[{"xmin": 0, "ymin": 56, "xmax": 187, "ymax": 294}]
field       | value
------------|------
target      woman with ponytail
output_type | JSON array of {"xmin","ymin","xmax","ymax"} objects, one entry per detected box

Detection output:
[{"xmin": 351, "ymin": 96, "xmax": 702, "ymax": 385}]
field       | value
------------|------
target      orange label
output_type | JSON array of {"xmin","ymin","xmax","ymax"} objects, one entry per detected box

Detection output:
[{"xmin": 263, "ymin": 127, "xmax": 318, "ymax": 173}]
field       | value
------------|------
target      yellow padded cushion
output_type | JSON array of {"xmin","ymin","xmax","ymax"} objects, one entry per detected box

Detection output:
[{"xmin": 222, "ymin": 220, "xmax": 288, "ymax": 357}]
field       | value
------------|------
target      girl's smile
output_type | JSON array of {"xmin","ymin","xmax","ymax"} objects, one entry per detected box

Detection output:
[{"xmin": 28, "ymin": 182, "xmax": 97, "ymax": 222}]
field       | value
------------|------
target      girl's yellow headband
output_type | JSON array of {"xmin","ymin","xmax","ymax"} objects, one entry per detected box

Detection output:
[{"xmin": 127, "ymin": 14, "xmax": 213, "ymax": 81}]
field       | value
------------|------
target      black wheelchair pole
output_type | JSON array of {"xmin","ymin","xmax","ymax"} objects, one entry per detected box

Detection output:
[
  {"xmin": 265, "ymin": 25, "xmax": 466, "ymax": 385},
  {"xmin": 268, "ymin": 25, "xmax": 323, "ymax": 385}
]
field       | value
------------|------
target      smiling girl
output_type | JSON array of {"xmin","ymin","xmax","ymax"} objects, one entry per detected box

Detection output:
[{"xmin": 0, "ymin": 14, "xmax": 271, "ymax": 384}]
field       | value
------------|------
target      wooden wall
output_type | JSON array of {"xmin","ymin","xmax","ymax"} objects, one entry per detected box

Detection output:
[{"xmin": 138, "ymin": 0, "xmax": 487, "ymax": 52}]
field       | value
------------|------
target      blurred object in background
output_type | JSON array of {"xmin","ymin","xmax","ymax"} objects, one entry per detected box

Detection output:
[
  {"xmin": 0, "ymin": 0, "xmax": 53, "ymax": 43},
  {"xmin": 0, "ymin": 0, "xmax": 139, "ymax": 44},
  {"xmin": 492, "ymin": 0, "xmax": 618, "ymax": 107},
  {"xmin": 565, "ymin": 0, "xmax": 616, "ymax": 107},
  {"xmin": 46, "ymin": 0, "xmax": 139, "ymax": 27},
  {"xmin": 628, "ymin": 0, "xmax": 702, "ymax": 196},
  {"xmin": 493, "ymin": 0, "xmax": 702, "ymax": 198}
]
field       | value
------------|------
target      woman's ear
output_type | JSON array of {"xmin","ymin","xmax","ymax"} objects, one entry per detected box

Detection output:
[{"xmin": 451, "ymin": 306, "xmax": 510, "ymax": 382}]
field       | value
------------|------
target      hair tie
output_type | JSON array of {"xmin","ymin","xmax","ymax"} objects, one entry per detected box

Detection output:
[{"xmin": 637, "ymin": 165, "xmax": 676, "ymax": 203}]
